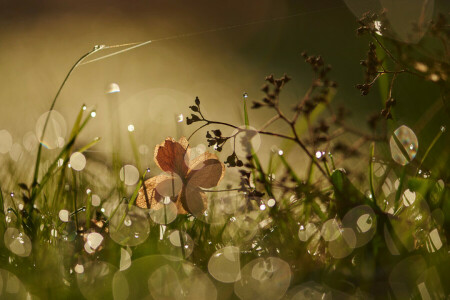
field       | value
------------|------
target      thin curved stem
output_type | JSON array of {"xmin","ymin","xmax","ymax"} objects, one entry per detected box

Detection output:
[{"xmin": 32, "ymin": 46, "xmax": 103, "ymax": 189}]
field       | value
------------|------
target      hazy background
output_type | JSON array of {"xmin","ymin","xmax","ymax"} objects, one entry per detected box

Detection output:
[{"xmin": 0, "ymin": 0, "xmax": 448, "ymax": 174}]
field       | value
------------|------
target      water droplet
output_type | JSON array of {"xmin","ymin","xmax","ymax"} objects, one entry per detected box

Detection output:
[
  {"xmin": 90, "ymin": 111, "xmax": 96, "ymax": 118},
  {"xmin": 127, "ymin": 124, "xmax": 135, "ymax": 132},
  {"xmin": 243, "ymin": 92, "xmax": 248, "ymax": 99},
  {"xmin": 374, "ymin": 20, "xmax": 383, "ymax": 35},
  {"xmin": 93, "ymin": 44, "xmax": 105, "ymax": 51},
  {"xmin": 106, "ymin": 83, "xmax": 120, "ymax": 94},
  {"xmin": 176, "ymin": 114, "xmax": 184, "ymax": 123},
  {"xmin": 82, "ymin": 105, "xmax": 87, "ymax": 111},
  {"xmin": 389, "ymin": 125, "xmax": 418, "ymax": 165},
  {"xmin": 315, "ymin": 151, "xmax": 323, "ymax": 159},
  {"xmin": 57, "ymin": 158, "xmax": 64, "ymax": 167},
  {"xmin": 124, "ymin": 216, "xmax": 132, "ymax": 227},
  {"xmin": 440, "ymin": 125, "xmax": 446, "ymax": 132},
  {"xmin": 259, "ymin": 204, "xmax": 266, "ymax": 211},
  {"xmin": 267, "ymin": 199, "xmax": 276, "ymax": 207},
  {"xmin": 278, "ymin": 150, "xmax": 283, "ymax": 156}
]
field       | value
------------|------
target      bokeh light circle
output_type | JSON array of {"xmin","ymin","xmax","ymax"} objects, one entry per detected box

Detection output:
[
  {"xmin": 119, "ymin": 165, "xmax": 140, "ymax": 186},
  {"xmin": 208, "ymin": 246, "xmax": 241, "ymax": 283},
  {"xmin": 70, "ymin": 152, "xmax": 86, "ymax": 171},
  {"xmin": 4, "ymin": 228, "xmax": 32, "ymax": 257},
  {"xmin": 109, "ymin": 204, "xmax": 150, "ymax": 246},
  {"xmin": 389, "ymin": 125, "xmax": 418, "ymax": 165},
  {"xmin": 234, "ymin": 257, "xmax": 291, "ymax": 300},
  {"xmin": 35, "ymin": 110, "xmax": 67, "ymax": 150}
]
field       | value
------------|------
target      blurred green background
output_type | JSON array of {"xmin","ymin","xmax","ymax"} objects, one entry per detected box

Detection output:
[{"xmin": 0, "ymin": 0, "xmax": 448, "ymax": 176}]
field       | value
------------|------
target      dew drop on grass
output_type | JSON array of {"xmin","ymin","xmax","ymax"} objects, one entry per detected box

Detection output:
[
  {"xmin": 124, "ymin": 216, "xmax": 132, "ymax": 227},
  {"xmin": 389, "ymin": 125, "xmax": 418, "ymax": 165},
  {"xmin": 106, "ymin": 83, "xmax": 120, "ymax": 94},
  {"xmin": 70, "ymin": 152, "xmax": 86, "ymax": 171},
  {"xmin": 119, "ymin": 165, "xmax": 140, "ymax": 186},
  {"xmin": 176, "ymin": 113, "xmax": 184, "ymax": 123},
  {"xmin": 208, "ymin": 246, "xmax": 241, "ymax": 283}
]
